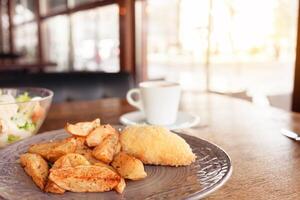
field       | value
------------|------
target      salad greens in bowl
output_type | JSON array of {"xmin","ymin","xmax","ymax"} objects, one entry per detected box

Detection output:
[{"xmin": 0, "ymin": 88, "xmax": 53, "ymax": 147}]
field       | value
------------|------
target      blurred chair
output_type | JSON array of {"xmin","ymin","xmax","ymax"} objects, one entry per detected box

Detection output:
[{"xmin": 0, "ymin": 71, "xmax": 134, "ymax": 103}]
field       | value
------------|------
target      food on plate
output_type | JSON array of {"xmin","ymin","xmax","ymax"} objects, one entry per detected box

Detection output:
[
  {"xmin": 28, "ymin": 140, "xmax": 62, "ymax": 158},
  {"xmin": 49, "ymin": 165, "xmax": 121, "ymax": 192},
  {"xmin": 51, "ymin": 153, "xmax": 90, "ymax": 170},
  {"xmin": 75, "ymin": 145, "xmax": 100, "ymax": 164},
  {"xmin": 86, "ymin": 124, "xmax": 116, "ymax": 147},
  {"xmin": 65, "ymin": 118, "xmax": 100, "ymax": 136},
  {"xmin": 111, "ymin": 152, "xmax": 147, "ymax": 180},
  {"xmin": 94, "ymin": 162, "xmax": 126, "ymax": 194},
  {"xmin": 20, "ymin": 153, "xmax": 49, "ymax": 190},
  {"xmin": 20, "ymin": 119, "xmax": 196, "ymax": 195},
  {"xmin": 0, "ymin": 92, "xmax": 45, "ymax": 147},
  {"xmin": 120, "ymin": 125, "xmax": 196, "ymax": 166},
  {"xmin": 28, "ymin": 137, "xmax": 77, "ymax": 162},
  {"xmin": 46, "ymin": 138, "xmax": 77, "ymax": 162},
  {"xmin": 114, "ymin": 177, "xmax": 126, "ymax": 194},
  {"xmin": 92, "ymin": 133, "xmax": 119, "ymax": 164},
  {"xmin": 115, "ymin": 142, "xmax": 122, "ymax": 155},
  {"xmin": 44, "ymin": 180, "xmax": 65, "ymax": 194},
  {"xmin": 94, "ymin": 161, "xmax": 117, "ymax": 171},
  {"xmin": 73, "ymin": 136, "xmax": 86, "ymax": 147}
]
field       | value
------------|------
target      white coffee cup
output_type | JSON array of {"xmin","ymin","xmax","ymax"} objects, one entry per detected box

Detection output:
[{"xmin": 126, "ymin": 81, "xmax": 181, "ymax": 125}]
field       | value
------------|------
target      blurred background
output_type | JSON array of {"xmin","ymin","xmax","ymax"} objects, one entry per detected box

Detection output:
[{"xmin": 0, "ymin": 0, "xmax": 299, "ymax": 111}]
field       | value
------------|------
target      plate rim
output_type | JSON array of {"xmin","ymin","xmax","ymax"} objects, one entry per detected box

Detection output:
[
  {"xmin": 120, "ymin": 111, "xmax": 200, "ymax": 130},
  {"xmin": 0, "ymin": 128, "xmax": 232, "ymax": 200},
  {"xmin": 179, "ymin": 133, "xmax": 232, "ymax": 199}
]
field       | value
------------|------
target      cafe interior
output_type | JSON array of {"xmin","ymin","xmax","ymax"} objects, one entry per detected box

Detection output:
[
  {"xmin": 0, "ymin": 0, "xmax": 298, "ymax": 109},
  {"xmin": 1, "ymin": 0, "xmax": 300, "ymax": 199}
]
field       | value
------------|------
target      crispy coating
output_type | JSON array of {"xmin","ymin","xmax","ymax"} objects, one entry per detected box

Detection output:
[
  {"xmin": 111, "ymin": 152, "xmax": 147, "ymax": 180},
  {"xmin": 114, "ymin": 177, "xmax": 126, "ymax": 194},
  {"xmin": 44, "ymin": 180, "xmax": 65, "ymax": 194},
  {"xmin": 93, "ymin": 161, "xmax": 126, "ymax": 193},
  {"xmin": 114, "ymin": 142, "xmax": 122, "ymax": 156},
  {"xmin": 86, "ymin": 125, "xmax": 116, "ymax": 147},
  {"xmin": 120, "ymin": 125, "xmax": 196, "ymax": 166},
  {"xmin": 46, "ymin": 138, "xmax": 77, "ymax": 162},
  {"xmin": 92, "ymin": 134, "xmax": 119, "ymax": 164},
  {"xmin": 75, "ymin": 144, "xmax": 101, "ymax": 164},
  {"xmin": 73, "ymin": 136, "xmax": 86, "ymax": 148},
  {"xmin": 28, "ymin": 141, "xmax": 62, "ymax": 158},
  {"xmin": 28, "ymin": 138, "xmax": 77, "ymax": 162},
  {"xmin": 49, "ymin": 165, "xmax": 121, "ymax": 193},
  {"xmin": 51, "ymin": 153, "xmax": 90, "ymax": 170},
  {"xmin": 65, "ymin": 118, "xmax": 100, "ymax": 136},
  {"xmin": 20, "ymin": 153, "xmax": 49, "ymax": 190}
]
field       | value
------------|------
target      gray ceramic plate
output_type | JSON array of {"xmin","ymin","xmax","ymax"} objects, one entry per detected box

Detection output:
[{"xmin": 0, "ymin": 129, "xmax": 232, "ymax": 200}]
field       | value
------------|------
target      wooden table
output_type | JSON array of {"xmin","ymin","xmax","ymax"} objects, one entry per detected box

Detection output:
[{"xmin": 40, "ymin": 93, "xmax": 300, "ymax": 199}]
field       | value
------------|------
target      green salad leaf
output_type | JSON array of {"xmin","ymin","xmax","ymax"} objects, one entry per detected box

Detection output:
[
  {"xmin": 18, "ymin": 121, "xmax": 36, "ymax": 132},
  {"xmin": 7, "ymin": 134, "xmax": 21, "ymax": 143},
  {"xmin": 16, "ymin": 92, "xmax": 31, "ymax": 103}
]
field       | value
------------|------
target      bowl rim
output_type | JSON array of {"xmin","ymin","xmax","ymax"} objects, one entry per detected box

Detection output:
[{"xmin": 0, "ymin": 87, "xmax": 54, "ymax": 105}]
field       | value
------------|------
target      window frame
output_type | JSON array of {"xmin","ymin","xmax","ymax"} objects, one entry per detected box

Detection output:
[{"xmin": 7, "ymin": 0, "xmax": 135, "ymax": 76}]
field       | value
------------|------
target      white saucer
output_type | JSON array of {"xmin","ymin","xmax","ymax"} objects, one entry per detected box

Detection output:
[{"xmin": 120, "ymin": 111, "xmax": 200, "ymax": 130}]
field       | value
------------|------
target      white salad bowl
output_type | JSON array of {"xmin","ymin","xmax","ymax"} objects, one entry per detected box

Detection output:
[{"xmin": 0, "ymin": 87, "xmax": 53, "ymax": 148}]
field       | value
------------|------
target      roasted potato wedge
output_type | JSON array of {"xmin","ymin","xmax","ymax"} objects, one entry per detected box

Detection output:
[
  {"xmin": 86, "ymin": 124, "xmax": 116, "ymax": 147},
  {"xmin": 115, "ymin": 177, "xmax": 126, "ymax": 194},
  {"xmin": 44, "ymin": 180, "xmax": 65, "ymax": 194},
  {"xmin": 49, "ymin": 165, "xmax": 121, "ymax": 192},
  {"xmin": 52, "ymin": 153, "xmax": 90, "ymax": 170},
  {"xmin": 20, "ymin": 153, "xmax": 49, "ymax": 190},
  {"xmin": 112, "ymin": 152, "xmax": 147, "ymax": 180},
  {"xmin": 73, "ymin": 136, "xmax": 86, "ymax": 148},
  {"xmin": 75, "ymin": 144, "xmax": 100, "ymax": 164},
  {"xmin": 92, "ymin": 134, "xmax": 119, "ymax": 164},
  {"xmin": 65, "ymin": 118, "xmax": 100, "ymax": 136},
  {"xmin": 94, "ymin": 161, "xmax": 116, "ymax": 172},
  {"xmin": 115, "ymin": 142, "xmax": 122, "ymax": 156},
  {"xmin": 28, "ymin": 141, "xmax": 61, "ymax": 158},
  {"xmin": 93, "ymin": 161, "xmax": 126, "ymax": 193},
  {"xmin": 47, "ymin": 138, "xmax": 77, "ymax": 162}
]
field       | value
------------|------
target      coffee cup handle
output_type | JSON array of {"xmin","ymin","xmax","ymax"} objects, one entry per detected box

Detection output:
[{"xmin": 126, "ymin": 88, "xmax": 143, "ymax": 111}]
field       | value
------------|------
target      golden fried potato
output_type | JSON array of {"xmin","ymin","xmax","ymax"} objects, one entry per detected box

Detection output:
[
  {"xmin": 44, "ymin": 180, "xmax": 65, "ymax": 194},
  {"xmin": 75, "ymin": 145, "xmax": 100, "ymax": 164},
  {"xmin": 115, "ymin": 142, "xmax": 121, "ymax": 156},
  {"xmin": 20, "ymin": 153, "xmax": 49, "ymax": 190},
  {"xmin": 92, "ymin": 134, "xmax": 119, "ymax": 164},
  {"xmin": 94, "ymin": 162, "xmax": 116, "ymax": 171},
  {"xmin": 73, "ymin": 136, "xmax": 86, "ymax": 148},
  {"xmin": 52, "ymin": 153, "xmax": 90, "ymax": 170},
  {"xmin": 28, "ymin": 141, "xmax": 61, "ymax": 158},
  {"xmin": 47, "ymin": 138, "xmax": 77, "ymax": 162},
  {"xmin": 120, "ymin": 125, "xmax": 196, "ymax": 166},
  {"xmin": 115, "ymin": 178, "xmax": 126, "ymax": 194},
  {"xmin": 49, "ymin": 165, "xmax": 121, "ymax": 192},
  {"xmin": 86, "ymin": 125, "xmax": 116, "ymax": 147},
  {"xmin": 65, "ymin": 118, "xmax": 100, "ymax": 136},
  {"xmin": 93, "ymin": 161, "xmax": 126, "ymax": 193},
  {"xmin": 111, "ymin": 152, "xmax": 147, "ymax": 180}
]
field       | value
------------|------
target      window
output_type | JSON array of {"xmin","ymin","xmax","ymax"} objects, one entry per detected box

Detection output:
[
  {"xmin": 14, "ymin": 23, "xmax": 38, "ymax": 62},
  {"xmin": 14, "ymin": 0, "xmax": 35, "ymax": 24},
  {"xmin": 68, "ymin": 0, "xmax": 95, "ymax": 8},
  {"xmin": 144, "ymin": 0, "xmax": 299, "ymax": 101},
  {"xmin": 71, "ymin": 5, "xmax": 120, "ymax": 72},
  {"xmin": 0, "ymin": 0, "xmax": 10, "ymax": 53},
  {"xmin": 42, "ymin": 15, "xmax": 70, "ymax": 71},
  {"xmin": 40, "ymin": 0, "xmax": 68, "ymax": 15},
  {"xmin": 1, "ymin": 0, "xmax": 129, "ymax": 73}
]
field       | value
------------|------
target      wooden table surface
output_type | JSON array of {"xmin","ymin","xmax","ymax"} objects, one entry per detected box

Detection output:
[{"xmin": 40, "ymin": 93, "xmax": 300, "ymax": 199}]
